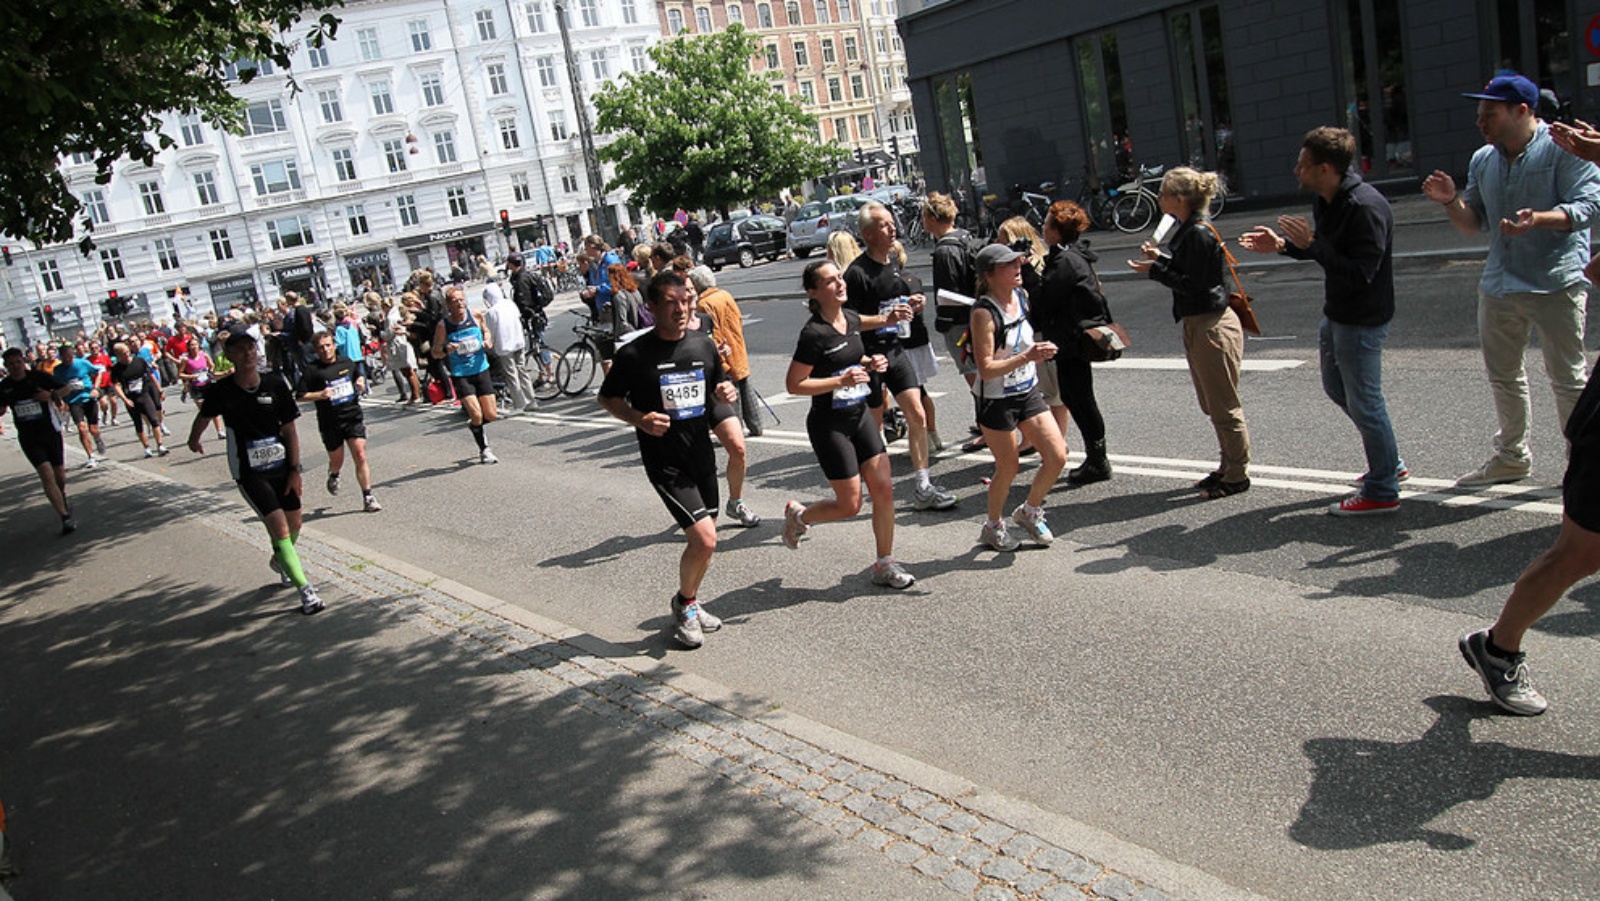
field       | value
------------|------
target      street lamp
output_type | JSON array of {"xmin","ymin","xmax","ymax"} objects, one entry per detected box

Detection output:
[{"xmin": 553, "ymin": 1, "xmax": 614, "ymax": 241}]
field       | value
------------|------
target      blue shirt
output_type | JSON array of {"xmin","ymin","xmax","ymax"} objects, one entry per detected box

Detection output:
[
  {"xmin": 1462, "ymin": 122, "xmax": 1600, "ymax": 295},
  {"xmin": 53, "ymin": 358, "xmax": 99, "ymax": 405},
  {"xmin": 532, "ymin": 245, "xmax": 557, "ymax": 266},
  {"xmin": 334, "ymin": 321, "xmax": 363, "ymax": 367}
]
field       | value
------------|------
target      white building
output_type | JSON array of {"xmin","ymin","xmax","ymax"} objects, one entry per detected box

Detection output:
[{"xmin": 0, "ymin": 0, "xmax": 660, "ymax": 346}]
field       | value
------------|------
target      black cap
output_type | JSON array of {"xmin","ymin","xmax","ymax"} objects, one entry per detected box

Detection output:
[
  {"xmin": 507, "ymin": 252, "xmax": 525, "ymax": 266},
  {"xmin": 220, "ymin": 324, "xmax": 255, "ymax": 347}
]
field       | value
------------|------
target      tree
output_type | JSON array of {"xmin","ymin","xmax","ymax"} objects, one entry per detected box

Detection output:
[
  {"xmin": 592, "ymin": 25, "xmax": 843, "ymax": 218},
  {"xmin": 0, "ymin": 0, "xmax": 343, "ymax": 248}
]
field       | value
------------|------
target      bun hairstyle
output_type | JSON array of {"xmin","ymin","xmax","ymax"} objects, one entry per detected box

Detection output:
[{"xmin": 1160, "ymin": 166, "xmax": 1224, "ymax": 216}]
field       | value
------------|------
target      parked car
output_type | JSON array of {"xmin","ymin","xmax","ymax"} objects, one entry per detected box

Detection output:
[
  {"xmin": 703, "ymin": 215, "xmax": 788, "ymax": 270},
  {"xmin": 786, "ymin": 195, "xmax": 872, "ymax": 258},
  {"xmin": 866, "ymin": 184, "xmax": 914, "ymax": 205}
]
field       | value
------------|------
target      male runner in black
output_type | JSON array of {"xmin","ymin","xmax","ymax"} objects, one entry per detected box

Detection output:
[
  {"xmin": 0, "ymin": 348, "xmax": 75, "ymax": 533},
  {"xmin": 297, "ymin": 331, "xmax": 381, "ymax": 512}
]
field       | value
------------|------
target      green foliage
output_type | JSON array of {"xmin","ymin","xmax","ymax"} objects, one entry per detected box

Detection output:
[
  {"xmin": 0, "ymin": 0, "xmax": 343, "ymax": 247},
  {"xmin": 593, "ymin": 24, "xmax": 843, "ymax": 216}
]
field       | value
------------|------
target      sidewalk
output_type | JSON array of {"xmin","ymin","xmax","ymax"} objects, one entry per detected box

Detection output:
[{"xmin": 0, "ymin": 448, "xmax": 1258, "ymax": 900}]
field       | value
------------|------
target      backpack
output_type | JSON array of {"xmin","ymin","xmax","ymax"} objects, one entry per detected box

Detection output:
[{"xmin": 932, "ymin": 230, "xmax": 984, "ymax": 333}]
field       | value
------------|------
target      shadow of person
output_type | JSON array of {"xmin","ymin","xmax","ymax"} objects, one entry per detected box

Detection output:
[{"xmin": 1289, "ymin": 695, "xmax": 1600, "ymax": 851}]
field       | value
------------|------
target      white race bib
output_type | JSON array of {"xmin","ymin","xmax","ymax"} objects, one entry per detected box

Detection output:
[
  {"xmin": 1002, "ymin": 360, "xmax": 1037, "ymax": 396},
  {"xmin": 245, "ymin": 436, "xmax": 287, "ymax": 472},
  {"xmin": 12, "ymin": 399, "xmax": 43, "ymax": 421},
  {"xmin": 126, "ymin": 379, "xmax": 143, "ymax": 395},
  {"xmin": 327, "ymin": 376, "xmax": 356, "ymax": 405},
  {"xmin": 659, "ymin": 369, "xmax": 706, "ymax": 420},
  {"xmin": 831, "ymin": 367, "xmax": 870, "ymax": 409},
  {"xmin": 454, "ymin": 335, "xmax": 482, "ymax": 356}
]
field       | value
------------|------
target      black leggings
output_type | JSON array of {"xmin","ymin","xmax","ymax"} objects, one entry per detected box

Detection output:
[{"xmin": 1056, "ymin": 356, "xmax": 1106, "ymax": 444}]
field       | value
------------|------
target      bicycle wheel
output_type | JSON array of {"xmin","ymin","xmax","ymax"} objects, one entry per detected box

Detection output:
[
  {"xmin": 556, "ymin": 341, "xmax": 598, "ymax": 396},
  {"xmin": 1087, "ymin": 194, "xmax": 1117, "ymax": 231},
  {"xmin": 1207, "ymin": 192, "xmax": 1227, "ymax": 220},
  {"xmin": 1113, "ymin": 193, "xmax": 1156, "ymax": 233}
]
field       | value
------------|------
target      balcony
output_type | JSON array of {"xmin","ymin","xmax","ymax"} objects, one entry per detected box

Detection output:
[
  {"xmin": 387, "ymin": 172, "xmax": 415, "ymax": 185},
  {"xmin": 252, "ymin": 190, "xmax": 307, "ymax": 209}
]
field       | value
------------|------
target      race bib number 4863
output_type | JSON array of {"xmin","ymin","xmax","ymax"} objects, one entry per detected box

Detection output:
[{"xmin": 659, "ymin": 369, "xmax": 707, "ymax": 420}]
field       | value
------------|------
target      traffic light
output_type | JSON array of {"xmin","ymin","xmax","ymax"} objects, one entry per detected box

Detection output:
[
  {"xmin": 31, "ymin": 307, "xmax": 43, "ymax": 326},
  {"xmin": 106, "ymin": 289, "xmax": 120, "ymax": 317},
  {"xmin": 42, "ymin": 304, "xmax": 53, "ymax": 327},
  {"xmin": 855, "ymin": 148, "xmax": 865, "ymax": 164},
  {"xmin": 305, "ymin": 255, "xmax": 315, "ymax": 266},
  {"xmin": 1, "ymin": 246, "xmax": 11, "ymax": 266},
  {"xmin": 500, "ymin": 209, "xmax": 511, "ymax": 237},
  {"xmin": 889, "ymin": 135, "xmax": 900, "ymax": 157}
]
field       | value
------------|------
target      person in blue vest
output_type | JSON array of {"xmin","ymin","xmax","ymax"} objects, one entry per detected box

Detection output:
[
  {"xmin": 577, "ymin": 234, "xmax": 625, "ymax": 319},
  {"xmin": 431, "ymin": 286, "xmax": 500, "ymax": 464}
]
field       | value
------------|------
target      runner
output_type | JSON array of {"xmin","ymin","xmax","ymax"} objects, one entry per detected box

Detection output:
[
  {"xmin": 598, "ymin": 270, "xmax": 741, "ymax": 649},
  {"xmin": 177, "ymin": 340, "xmax": 225, "ymax": 439},
  {"xmin": 108, "ymin": 342, "xmax": 168, "ymax": 457},
  {"xmin": 780, "ymin": 260, "xmax": 915, "ymax": 588},
  {"xmin": 296, "ymin": 331, "xmax": 381, "ymax": 513},
  {"xmin": 87, "ymin": 341, "xmax": 119, "ymax": 426},
  {"xmin": 188, "ymin": 326, "xmax": 325, "ymax": 615},
  {"xmin": 52, "ymin": 343, "xmax": 107, "ymax": 468},
  {"xmin": 0, "ymin": 348, "xmax": 75, "ymax": 534},
  {"xmin": 431, "ymin": 286, "xmax": 500, "ymax": 464},
  {"xmin": 677, "ymin": 262, "xmax": 759, "ymax": 527}
]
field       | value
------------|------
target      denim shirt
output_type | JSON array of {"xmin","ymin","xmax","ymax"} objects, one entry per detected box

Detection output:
[{"xmin": 1462, "ymin": 122, "xmax": 1600, "ymax": 295}]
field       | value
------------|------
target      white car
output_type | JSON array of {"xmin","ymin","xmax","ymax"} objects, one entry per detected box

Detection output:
[{"xmin": 786, "ymin": 195, "xmax": 872, "ymax": 258}]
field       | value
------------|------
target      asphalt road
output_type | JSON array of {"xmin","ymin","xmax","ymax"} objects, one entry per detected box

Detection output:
[{"xmin": 75, "ymin": 205, "xmax": 1600, "ymax": 900}]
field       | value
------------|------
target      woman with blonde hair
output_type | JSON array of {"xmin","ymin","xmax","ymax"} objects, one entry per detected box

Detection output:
[
  {"xmin": 826, "ymin": 230, "xmax": 861, "ymax": 271},
  {"xmin": 1129, "ymin": 166, "xmax": 1249, "ymax": 499}
]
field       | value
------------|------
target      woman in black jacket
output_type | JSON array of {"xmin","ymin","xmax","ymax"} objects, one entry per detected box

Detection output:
[
  {"xmin": 1129, "ymin": 167, "xmax": 1250, "ymax": 499},
  {"xmin": 1036, "ymin": 201, "xmax": 1113, "ymax": 484}
]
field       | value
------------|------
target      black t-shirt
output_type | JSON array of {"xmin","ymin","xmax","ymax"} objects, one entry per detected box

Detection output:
[
  {"xmin": 297, "ymin": 356, "xmax": 365, "ymax": 427},
  {"xmin": 0, "ymin": 371, "xmax": 61, "ymax": 435},
  {"xmin": 599, "ymin": 330, "xmax": 728, "ymax": 476},
  {"xmin": 792, "ymin": 310, "xmax": 872, "ymax": 418},
  {"xmin": 843, "ymin": 253, "xmax": 928, "ymax": 351},
  {"xmin": 198, "ymin": 371, "xmax": 301, "ymax": 480},
  {"xmin": 110, "ymin": 357, "xmax": 157, "ymax": 400}
]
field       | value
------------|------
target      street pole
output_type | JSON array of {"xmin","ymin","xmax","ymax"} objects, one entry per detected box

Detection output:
[{"xmin": 553, "ymin": 0, "xmax": 613, "ymax": 241}]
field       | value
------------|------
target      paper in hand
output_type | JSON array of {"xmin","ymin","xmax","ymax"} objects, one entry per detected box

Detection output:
[{"xmin": 1152, "ymin": 214, "xmax": 1178, "ymax": 244}]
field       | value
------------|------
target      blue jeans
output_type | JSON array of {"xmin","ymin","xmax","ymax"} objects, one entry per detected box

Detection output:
[{"xmin": 1320, "ymin": 317, "xmax": 1402, "ymax": 502}]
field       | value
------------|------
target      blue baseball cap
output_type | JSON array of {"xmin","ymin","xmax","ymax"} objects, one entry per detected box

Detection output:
[{"xmin": 1463, "ymin": 73, "xmax": 1538, "ymax": 108}]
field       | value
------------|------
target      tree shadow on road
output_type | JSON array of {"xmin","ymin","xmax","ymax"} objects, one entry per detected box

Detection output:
[{"xmin": 1287, "ymin": 695, "xmax": 1600, "ymax": 851}]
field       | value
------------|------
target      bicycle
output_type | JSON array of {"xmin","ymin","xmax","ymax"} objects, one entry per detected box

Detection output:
[
  {"xmin": 525, "ymin": 317, "xmax": 562, "ymax": 402},
  {"xmin": 555, "ymin": 310, "xmax": 608, "ymax": 396},
  {"xmin": 1069, "ymin": 167, "xmax": 1118, "ymax": 232},
  {"xmin": 1112, "ymin": 163, "xmax": 1227, "ymax": 233},
  {"xmin": 547, "ymin": 261, "xmax": 585, "ymax": 294},
  {"xmin": 895, "ymin": 197, "xmax": 931, "ymax": 248}
]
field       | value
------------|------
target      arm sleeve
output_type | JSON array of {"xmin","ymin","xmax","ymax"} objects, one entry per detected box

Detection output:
[{"xmin": 1554, "ymin": 154, "xmax": 1600, "ymax": 231}]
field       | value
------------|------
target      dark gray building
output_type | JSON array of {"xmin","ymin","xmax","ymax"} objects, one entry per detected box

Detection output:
[{"xmin": 901, "ymin": 0, "xmax": 1600, "ymax": 205}]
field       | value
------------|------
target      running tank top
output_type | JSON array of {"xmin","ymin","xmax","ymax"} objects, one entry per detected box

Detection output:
[{"xmin": 444, "ymin": 314, "xmax": 489, "ymax": 377}]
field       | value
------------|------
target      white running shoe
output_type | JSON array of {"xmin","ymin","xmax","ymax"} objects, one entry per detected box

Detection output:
[
  {"xmin": 299, "ymin": 584, "xmax": 325, "ymax": 615},
  {"xmin": 1010, "ymin": 505, "xmax": 1054, "ymax": 546},
  {"xmin": 480, "ymin": 448, "xmax": 499, "ymax": 464},
  {"xmin": 912, "ymin": 482, "xmax": 958, "ymax": 511},
  {"xmin": 725, "ymin": 498, "xmax": 761, "ymax": 527},
  {"xmin": 782, "ymin": 500, "xmax": 808, "ymax": 549},
  {"xmin": 980, "ymin": 520, "xmax": 1020, "ymax": 552},
  {"xmin": 871, "ymin": 559, "xmax": 915, "ymax": 589}
]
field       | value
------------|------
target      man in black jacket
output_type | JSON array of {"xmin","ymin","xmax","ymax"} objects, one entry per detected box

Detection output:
[{"xmin": 1242, "ymin": 126, "xmax": 1404, "ymax": 516}]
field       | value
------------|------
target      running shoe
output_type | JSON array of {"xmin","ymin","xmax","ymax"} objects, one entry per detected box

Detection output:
[
  {"xmin": 363, "ymin": 494, "xmax": 382, "ymax": 513},
  {"xmin": 480, "ymin": 448, "xmax": 499, "ymax": 465},
  {"xmin": 672, "ymin": 594, "xmax": 721, "ymax": 633},
  {"xmin": 143, "ymin": 447, "xmax": 156, "ymax": 459},
  {"xmin": 980, "ymin": 520, "xmax": 1020, "ymax": 552},
  {"xmin": 1455, "ymin": 456, "xmax": 1530, "ymax": 488},
  {"xmin": 269, "ymin": 556, "xmax": 293, "ymax": 587},
  {"xmin": 1010, "ymin": 505, "xmax": 1054, "ymax": 546},
  {"xmin": 1459, "ymin": 629, "xmax": 1547, "ymax": 715},
  {"xmin": 60, "ymin": 515, "xmax": 77, "ymax": 536},
  {"xmin": 871, "ymin": 559, "xmax": 915, "ymax": 589},
  {"xmin": 326, "ymin": 472, "xmax": 341, "ymax": 496},
  {"xmin": 94, "ymin": 435, "xmax": 107, "ymax": 455},
  {"xmin": 912, "ymin": 482, "xmax": 958, "ymax": 511},
  {"xmin": 725, "ymin": 498, "xmax": 761, "ymax": 528},
  {"xmin": 671, "ymin": 599, "xmax": 705, "ymax": 649},
  {"xmin": 299, "ymin": 584, "xmax": 325, "ymax": 615},
  {"xmin": 781, "ymin": 500, "xmax": 808, "ymax": 549},
  {"xmin": 157, "ymin": 444, "xmax": 170, "ymax": 456},
  {"xmin": 83, "ymin": 456, "xmax": 97, "ymax": 470}
]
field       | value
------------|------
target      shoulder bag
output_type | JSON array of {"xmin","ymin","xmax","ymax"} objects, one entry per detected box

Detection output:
[{"xmin": 1202, "ymin": 221, "xmax": 1261, "ymax": 336}]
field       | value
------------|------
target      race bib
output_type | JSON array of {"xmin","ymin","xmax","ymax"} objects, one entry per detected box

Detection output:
[
  {"xmin": 327, "ymin": 376, "xmax": 356, "ymax": 405},
  {"xmin": 1002, "ymin": 360, "xmax": 1037, "ymax": 396},
  {"xmin": 12, "ymin": 399, "xmax": 43, "ymax": 421},
  {"xmin": 454, "ymin": 335, "xmax": 482, "ymax": 356},
  {"xmin": 659, "ymin": 369, "xmax": 706, "ymax": 420},
  {"xmin": 831, "ymin": 367, "xmax": 870, "ymax": 409},
  {"xmin": 126, "ymin": 379, "xmax": 143, "ymax": 395},
  {"xmin": 245, "ymin": 436, "xmax": 287, "ymax": 472},
  {"xmin": 194, "ymin": 371, "xmax": 210, "ymax": 386},
  {"xmin": 876, "ymin": 299, "xmax": 905, "ymax": 336},
  {"xmin": 67, "ymin": 378, "xmax": 85, "ymax": 392}
]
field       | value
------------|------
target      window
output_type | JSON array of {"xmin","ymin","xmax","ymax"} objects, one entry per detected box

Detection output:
[
  {"xmin": 850, "ymin": 73, "xmax": 864, "ymax": 99},
  {"xmin": 383, "ymin": 139, "xmax": 407, "ymax": 172},
  {"xmin": 821, "ymin": 38, "xmax": 836, "ymax": 64},
  {"xmin": 892, "ymin": 33, "xmax": 901, "ymax": 52},
  {"xmin": 179, "ymin": 114, "xmax": 205, "ymax": 146},
  {"xmin": 799, "ymin": 80, "xmax": 815, "ymax": 103},
  {"xmin": 880, "ymin": 68, "xmax": 892, "ymax": 91},
  {"xmin": 536, "ymin": 56, "xmax": 557, "ymax": 87},
  {"xmin": 827, "ymin": 76, "xmax": 842, "ymax": 102},
  {"xmin": 793, "ymin": 41, "xmax": 809, "ymax": 67},
  {"xmin": 814, "ymin": 0, "xmax": 829, "ymax": 24},
  {"xmin": 332, "ymin": 148, "xmax": 356, "ymax": 182},
  {"xmin": 631, "ymin": 45, "xmax": 648, "ymax": 72},
  {"xmin": 578, "ymin": 0, "xmax": 599, "ymax": 27},
  {"xmin": 100, "ymin": 248, "xmax": 126, "ymax": 281},
  {"xmin": 511, "ymin": 172, "xmax": 532, "ymax": 202},
  {"xmin": 396, "ymin": 194, "xmax": 419, "ymax": 227},
  {"xmin": 525, "ymin": 0, "xmax": 547, "ymax": 32},
  {"xmin": 487, "ymin": 62, "xmax": 509, "ymax": 95},
  {"xmin": 844, "ymin": 35, "xmax": 858, "ymax": 62},
  {"xmin": 838, "ymin": 0, "xmax": 852, "ymax": 21},
  {"xmin": 757, "ymin": 3, "xmax": 773, "ymax": 27},
  {"xmin": 622, "ymin": 0, "xmax": 639, "ymax": 24},
  {"xmin": 420, "ymin": 72, "xmax": 445, "ymax": 106},
  {"xmin": 266, "ymin": 216, "xmax": 314, "ymax": 251},
  {"xmin": 728, "ymin": 4, "xmax": 742, "ymax": 25},
  {"xmin": 317, "ymin": 89, "xmax": 343, "ymax": 123},
  {"xmin": 81, "ymin": 190, "xmax": 109, "ymax": 225},
  {"xmin": 249, "ymin": 159, "xmax": 302, "ymax": 196},
  {"xmin": 559, "ymin": 165, "xmax": 579, "ymax": 193},
  {"xmin": 695, "ymin": 7, "xmax": 712, "ymax": 32},
  {"xmin": 410, "ymin": 20, "xmax": 432, "ymax": 51},
  {"xmin": 138, "ymin": 181, "xmax": 165, "ymax": 215},
  {"xmin": 1331, "ymin": 0, "xmax": 1408, "ymax": 178},
  {"xmin": 307, "ymin": 44, "xmax": 329, "ymax": 68},
  {"xmin": 243, "ymin": 99, "xmax": 287, "ymax": 135},
  {"xmin": 370, "ymin": 82, "xmax": 395, "ymax": 115},
  {"xmin": 875, "ymin": 29, "xmax": 887, "ymax": 54},
  {"xmin": 347, "ymin": 204, "xmax": 370, "ymax": 237},
  {"xmin": 209, "ymin": 228, "xmax": 234, "ymax": 261},
  {"xmin": 667, "ymin": 8, "xmax": 684, "ymax": 33},
  {"xmin": 194, "ymin": 170, "xmax": 220, "ymax": 205},
  {"xmin": 1074, "ymin": 31, "xmax": 1130, "ymax": 182},
  {"xmin": 499, "ymin": 117, "xmax": 521, "ymax": 149},
  {"xmin": 38, "ymin": 260, "xmax": 63, "ymax": 293},
  {"xmin": 357, "ymin": 27, "xmax": 381, "ymax": 61},
  {"xmin": 856, "ymin": 114, "xmax": 871, "ymax": 139},
  {"xmin": 833, "ymin": 117, "xmax": 849, "ymax": 140},
  {"xmin": 588, "ymin": 50, "xmax": 609, "ymax": 81},
  {"xmin": 447, "ymin": 187, "xmax": 469, "ymax": 218},
  {"xmin": 434, "ymin": 130, "xmax": 457, "ymax": 163},
  {"xmin": 475, "ymin": 9, "xmax": 497, "ymax": 41},
  {"xmin": 764, "ymin": 44, "xmax": 779, "ymax": 68},
  {"xmin": 155, "ymin": 237, "xmax": 180, "ymax": 271},
  {"xmin": 549, "ymin": 109, "xmax": 569, "ymax": 141},
  {"xmin": 69, "ymin": 151, "xmax": 93, "ymax": 165},
  {"xmin": 786, "ymin": 1, "xmax": 801, "ymax": 25}
]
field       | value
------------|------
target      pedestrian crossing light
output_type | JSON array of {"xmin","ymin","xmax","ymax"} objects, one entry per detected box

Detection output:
[
  {"xmin": 1, "ymin": 246, "xmax": 11, "ymax": 266},
  {"xmin": 500, "ymin": 209, "xmax": 511, "ymax": 237}
]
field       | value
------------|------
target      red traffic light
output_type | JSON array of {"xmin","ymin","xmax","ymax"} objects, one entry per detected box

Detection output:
[
  {"xmin": 1, "ymin": 246, "xmax": 11, "ymax": 265},
  {"xmin": 108, "ymin": 289, "xmax": 118, "ymax": 299},
  {"xmin": 305, "ymin": 256, "xmax": 314, "ymax": 265},
  {"xmin": 499, "ymin": 210, "xmax": 509, "ymax": 223},
  {"xmin": 42, "ymin": 304, "xmax": 52, "ymax": 314}
]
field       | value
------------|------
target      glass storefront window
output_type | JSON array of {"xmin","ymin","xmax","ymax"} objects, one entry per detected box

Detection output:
[
  {"xmin": 1489, "ymin": 0, "xmax": 1573, "ymax": 114},
  {"xmin": 1169, "ymin": 5, "xmax": 1237, "ymax": 191},
  {"xmin": 1336, "ymin": 0, "xmax": 1414, "ymax": 176},
  {"xmin": 1076, "ymin": 31, "xmax": 1132, "ymax": 184}
]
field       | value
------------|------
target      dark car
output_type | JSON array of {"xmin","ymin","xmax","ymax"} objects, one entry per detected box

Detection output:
[{"xmin": 703, "ymin": 215, "xmax": 789, "ymax": 270}]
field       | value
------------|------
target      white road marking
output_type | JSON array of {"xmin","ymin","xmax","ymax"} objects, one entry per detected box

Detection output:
[{"xmin": 1095, "ymin": 358, "xmax": 1306, "ymax": 371}]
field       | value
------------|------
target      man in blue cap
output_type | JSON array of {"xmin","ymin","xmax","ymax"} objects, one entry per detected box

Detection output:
[{"xmin": 1422, "ymin": 72, "xmax": 1600, "ymax": 488}]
